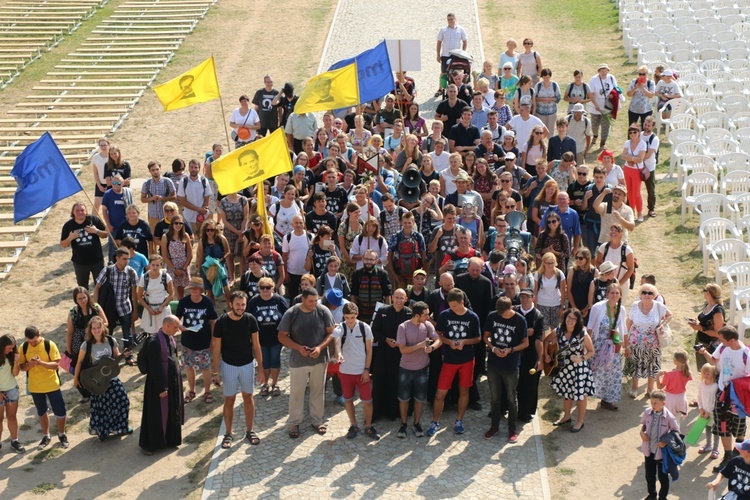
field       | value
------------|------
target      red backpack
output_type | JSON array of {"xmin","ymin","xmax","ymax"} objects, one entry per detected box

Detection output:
[{"xmin": 395, "ymin": 232, "xmax": 422, "ymax": 277}]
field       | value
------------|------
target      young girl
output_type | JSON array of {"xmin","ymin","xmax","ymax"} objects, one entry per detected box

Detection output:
[
  {"xmin": 656, "ymin": 350, "xmax": 692, "ymax": 428},
  {"xmin": 640, "ymin": 390, "xmax": 679, "ymax": 500},
  {"xmin": 696, "ymin": 364, "xmax": 720, "ymax": 459},
  {"xmin": 315, "ymin": 255, "xmax": 351, "ymax": 298},
  {"xmin": 0, "ymin": 334, "xmax": 24, "ymax": 453}
]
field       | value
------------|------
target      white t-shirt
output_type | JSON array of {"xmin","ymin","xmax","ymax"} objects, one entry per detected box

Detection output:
[
  {"xmin": 597, "ymin": 242, "xmax": 634, "ymax": 282},
  {"xmin": 350, "ymin": 235, "xmax": 388, "ymax": 269},
  {"xmin": 641, "ymin": 132, "xmax": 660, "ymax": 171},
  {"xmin": 604, "ymin": 165, "xmax": 625, "ymax": 187},
  {"xmin": 177, "ymin": 176, "xmax": 212, "ymax": 223},
  {"xmin": 535, "ymin": 269, "xmax": 565, "ymax": 307},
  {"xmin": 138, "ymin": 271, "xmax": 172, "ymax": 304},
  {"xmin": 269, "ymin": 201, "xmax": 301, "ymax": 237},
  {"xmin": 430, "ymin": 150, "xmax": 450, "ymax": 173},
  {"xmin": 508, "ymin": 114, "xmax": 545, "ymax": 145},
  {"xmin": 622, "ymin": 139, "xmax": 648, "ymax": 171},
  {"xmin": 588, "ymin": 74, "xmax": 618, "ymax": 115},
  {"xmin": 332, "ymin": 321, "xmax": 373, "ymax": 374},
  {"xmin": 440, "ymin": 168, "xmax": 466, "ymax": 196},
  {"xmin": 92, "ymin": 153, "xmax": 108, "ymax": 186},
  {"xmin": 230, "ymin": 108, "xmax": 260, "ymax": 142},
  {"xmin": 712, "ymin": 342, "xmax": 750, "ymax": 389},
  {"xmin": 281, "ymin": 231, "xmax": 311, "ymax": 276}
]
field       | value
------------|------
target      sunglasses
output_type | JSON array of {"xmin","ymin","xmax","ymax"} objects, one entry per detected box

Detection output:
[
  {"xmin": 259, "ymin": 286, "xmax": 273, "ymax": 290},
  {"xmin": 112, "ymin": 181, "xmax": 122, "ymax": 186},
  {"xmin": 641, "ymin": 291, "xmax": 655, "ymax": 296},
  {"xmin": 576, "ymin": 256, "xmax": 586, "ymax": 260},
  {"xmin": 251, "ymin": 221, "xmax": 261, "ymax": 226},
  {"xmin": 164, "ymin": 208, "xmax": 175, "ymax": 213},
  {"xmin": 505, "ymin": 205, "xmax": 516, "ymax": 209},
  {"xmin": 501, "ymin": 179, "xmax": 511, "ymax": 183},
  {"xmin": 173, "ymin": 222, "xmax": 184, "ymax": 226},
  {"xmin": 524, "ymin": 42, "xmax": 532, "ymax": 45},
  {"xmin": 547, "ymin": 219, "xmax": 560, "ymax": 224},
  {"xmin": 578, "ymin": 172, "xmax": 588, "ymax": 176},
  {"xmin": 638, "ymin": 73, "xmax": 647, "ymax": 76},
  {"xmin": 534, "ymin": 132, "xmax": 543, "ymax": 135}
]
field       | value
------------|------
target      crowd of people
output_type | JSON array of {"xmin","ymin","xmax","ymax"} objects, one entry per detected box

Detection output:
[{"xmin": 3, "ymin": 10, "xmax": 750, "ymax": 500}]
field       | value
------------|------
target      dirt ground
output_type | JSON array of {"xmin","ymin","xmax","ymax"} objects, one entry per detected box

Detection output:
[{"xmin": 0, "ymin": 0, "xmax": 720, "ymax": 498}]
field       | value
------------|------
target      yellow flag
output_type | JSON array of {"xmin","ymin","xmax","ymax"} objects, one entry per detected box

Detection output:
[
  {"xmin": 254, "ymin": 182, "xmax": 273, "ymax": 237},
  {"xmin": 294, "ymin": 62, "xmax": 360, "ymax": 114},
  {"xmin": 153, "ymin": 56, "xmax": 220, "ymax": 111},
  {"xmin": 211, "ymin": 129, "xmax": 293, "ymax": 195}
]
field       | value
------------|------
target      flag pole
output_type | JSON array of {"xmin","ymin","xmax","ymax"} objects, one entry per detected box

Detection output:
[
  {"xmin": 78, "ymin": 175, "xmax": 116, "ymax": 243},
  {"xmin": 218, "ymin": 96, "xmax": 233, "ymax": 152}
]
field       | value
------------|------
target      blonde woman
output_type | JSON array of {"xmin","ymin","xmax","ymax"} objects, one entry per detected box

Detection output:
[{"xmin": 626, "ymin": 65, "xmax": 656, "ymax": 128}]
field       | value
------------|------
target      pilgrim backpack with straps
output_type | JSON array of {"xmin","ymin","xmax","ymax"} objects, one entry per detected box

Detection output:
[
  {"xmin": 143, "ymin": 270, "xmax": 168, "ymax": 306},
  {"xmin": 646, "ymin": 133, "xmax": 659, "ymax": 165},
  {"xmin": 566, "ymin": 82, "xmax": 589, "ymax": 100},
  {"xmin": 536, "ymin": 81, "xmax": 560, "ymax": 99},
  {"xmin": 603, "ymin": 241, "xmax": 638, "ymax": 289},
  {"xmin": 182, "ymin": 176, "xmax": 209, "ymax": 194},
  {"xmin": 535, "ymin": 269, "xmax": 564, "ymax": 289},
  {"xmin": 394, "ymin": 232, "xmax": 422, "ymax": 277},
  {"xmin": 272, "ymin": 200, "xmax": 304, "ymax": 228},
  {"xmin": 284, "ymin": 230, "xmax": 313, "ymax": 247},
  {"xmin": 340, "ymin": 320, "xmax": 367, "ymax": 349},
  {"xmin": 22, "ymin": 339, "xmax": 60, "ymax": 388}
]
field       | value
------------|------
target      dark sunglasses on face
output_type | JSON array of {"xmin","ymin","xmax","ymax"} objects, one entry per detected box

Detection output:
[
  {"xmin": 641, "ymin": 291, "xmax": 654, "ymax": 296},
  {"xmin": 259, "ymin": 286, "xmax": 273, "ymax": 290}
]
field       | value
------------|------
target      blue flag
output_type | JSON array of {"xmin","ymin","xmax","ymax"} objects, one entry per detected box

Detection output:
[
  {"xmin": 329, "ymin": 41, "xmax": 393, "ymax": 104},
  {"xmin": 12, "ymin": 132, "xmax": 83, "ymax": 223}
]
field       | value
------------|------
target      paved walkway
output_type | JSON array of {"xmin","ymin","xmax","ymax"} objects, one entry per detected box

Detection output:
[{"xmin": 202, "ymin": 1, "xmax": 550, "ymax": 498}]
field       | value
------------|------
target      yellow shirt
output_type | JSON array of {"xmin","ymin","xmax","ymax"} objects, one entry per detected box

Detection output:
[{"xmin": 18, "ymin": 338, "xmax": 61, "ymax": 393}]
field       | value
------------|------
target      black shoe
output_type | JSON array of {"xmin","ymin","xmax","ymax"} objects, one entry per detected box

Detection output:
[
  {"xmin": 714, "ymin": 453, "xmax": 733, "ymax": 473},
  {"xmin": 397, "ymin": 423, "xmax": 408, "ymax": 439},
  {"xmin": 10, "ymin": 440, "xmax": 25, "ymax": 453},
  {"xmin": 469, "ymin": 401, "xmax": 482, "ymax": 411},
  {"xmin": 346, "ymin": 425, "xmax": 359, "ymax": 439}
]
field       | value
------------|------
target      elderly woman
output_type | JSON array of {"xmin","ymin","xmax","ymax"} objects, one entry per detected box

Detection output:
[
  {"xmin": 625, "ymin": 283, "xmax": 673, "ymax": 399},
  {"xmin": 114, "ymin": 204, "xmax": 153, "ymax": 257},
  {"xmin": 545, "ymin": 308, "xmax": 595, "ymax": 432},
  {"xmin": 598, "ymin": 149, "xmax": 626, "ymax": 187},
  {"xmin": 534, "ymin": 251, "xmax": 568, "ymax": 332},
  {"xmin": 621, "ymin": 125, "xmax": 648, "ymax": 222},
  {"xmin": 687, "ymin": 283, "xmax": 725, "ymax": 372},
  {"xmin": 587, "ymin": 283, "xmax": 627, "ymax": 411},
  {"xmin": 247, "ymin": 276, "xmax": 288, "ymax": 397},
  {"xmin": 627, "ymin": 66, "xmax": 656, "ymax": 128}
]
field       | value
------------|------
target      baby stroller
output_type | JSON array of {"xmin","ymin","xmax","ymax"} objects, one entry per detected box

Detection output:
[{"xmin": 440, "ymin": 49, "xmax": 473, "ymax": 98}]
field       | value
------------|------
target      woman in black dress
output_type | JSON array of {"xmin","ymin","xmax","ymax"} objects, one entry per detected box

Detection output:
[
  {"xmin": 567, "ymin": 248, "xmax": 596, "ymax": 322},
  {"xmin": 687, "ymin": 283, "xmax": 725, "ymax": 372}
]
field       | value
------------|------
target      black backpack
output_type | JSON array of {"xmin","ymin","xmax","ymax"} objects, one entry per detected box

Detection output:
[
  {"xmin": 22, "ymin": 339, "xmax": 60, "ymax": 387},
  {"xmin": 566, "ymin": 82, "xmax": 589, "ymax": 100},
  {"xmin": 341, "ymin": 321, "xmax": 367, "ymax": 349},
  {"xmin": 98, "ymin": 267, "xmax": 120, "ymax": 325},
  {"xmin": 603, "ymin": 242, "xmax": 637, "ymax": 289},
  {"xmin": 646, "ymin": 133, "xmax": 659, "ymax": 166},
  {"xmin": 143, "ymin": 270, "xmax": 168, "ymax": 293}
]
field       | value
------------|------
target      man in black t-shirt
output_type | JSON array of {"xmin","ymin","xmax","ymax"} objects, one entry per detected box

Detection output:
[
  {"xmin": 322, "ymin": 169, "xmax": 349, "ymax": 218},
  {"xmin": 60, "ymin": 202, "xmax": 108, "ymax": 287},
  {"xmin": 426, "ymin": 289, "xmax": 482, "ymax": 437},
  {"xmin": 434, "ymin": 84, "xmax": 470, "ymax": 137},
  {"xmin": 305, "ymin": 192, "xmax": 338, "ymax": 233},
  {"xmin": 515, "ymin": 289, "xmax": 545, "ymax": 423},
  {"xmin": 252, "ymin": 74, "xmax": 281, "ymax": 136},
  {"xmin": 707, "ymin": 438, "xmax": 750, "ymax": 498},
  {"xmin": 483, "ymin": 297, "xmax": 528, "ymax": 443},
  {"xmin": 176, "ymin": 279, "xmax": 218, "ymax": 402},
  {"xmin": 212, "ymin": 291, "xmax": 262, "ymax": 448}
]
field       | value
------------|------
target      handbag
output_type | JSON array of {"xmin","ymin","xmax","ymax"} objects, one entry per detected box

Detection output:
[
  {"xmin": 657, "ymin": 321, "xmax": 673, "ymax": 348},
  {"xmin": 59, "ymin": 351, "xmax": 74, "ymax": 375},
  {"xmin": 638, "ymin": 165, "xmax": 651, "ymax": 181}
]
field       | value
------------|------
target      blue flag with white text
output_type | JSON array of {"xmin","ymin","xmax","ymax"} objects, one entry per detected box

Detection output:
[
  {"xmin": 329, "ymin": 41, "xmax": 393, "ymax": 104},
  {"xmin": 12, "ymin": 132, "xmax": 82, "ymax": 223}
]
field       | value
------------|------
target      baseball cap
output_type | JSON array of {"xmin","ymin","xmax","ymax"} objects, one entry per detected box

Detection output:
[
  {"xmin": 613, "ymin": 184, "xmax": 628, "ymax": 195},
  {"xmin": 413, "ymin": 269, "xmax": 427, "ymax": 277},
  {"xmin": 519, "ymin": 288, "xmax": 535, "ymax": 296},
  {"xmin": 505, "ymin": 152, "xmax": 516, "ymax": 161},
  {"xmin": 736, "ymin": 439, "xmax": 750, "ymax": 452},
  {"xmin": 503, "ymin": 62, "xmax": 513, "ymax": 69},
  {"xmin": 662, "ymin": 69, "xmax": 674, "ymax": 77}
]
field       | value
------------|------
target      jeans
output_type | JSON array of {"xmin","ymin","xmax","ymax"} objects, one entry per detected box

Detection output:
[
  {"xmin": 288, "ymin": 363, "xmax": 327, "ymax": 427},
  {"xmin": 644, "ymin": 453, "xmax": 669, "ymax": 499},
  {"xmin": 261, "ymin": 344, "xmax": 282, "ymax": 370},
  {"xmin": 106, "ymin": 235, "xmax": 117, "ymax": 265},
  {"xmin": 287, "ymin": 273, "xmax": 303, "ymax": 301},
  {"xmin": 487, "ymin": 364, "xmax": 519, "ymax": 432},
  {"xmin": 582, "ymin": 219, "xmax": 600, "ymax": 257},
  {"xmin": 397, "ymin": 366, "xmax": 429, "ymax": 403},
  {"xmin": 118, "ymin": 313, "xmax": 134, "ymax": 350},
  {"xmin": 73, "ymin": 260, "xmax": 104, "ymax": 288}
]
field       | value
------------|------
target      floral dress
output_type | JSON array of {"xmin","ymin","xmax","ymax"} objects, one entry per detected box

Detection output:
[
  {"xmin": 166, "ymin": 238, "xmax": 191, "ymax": 288},
  {"xmin": 338, "ymin": 220, "xmax": 362, "ymax": 283},
  {"xmin": 473, "ymin": 174, "xmax": 496, "ymax": 221},
  {"xmin": 550, "ymin": 330, "xmax": 595, "ymax": 401},
  {"xmin": 81, "ymin": 339, "xmax": 130, "ymax": 440},
  {"xmin": 590, "ymin": 308, "xmax": 625, "ymax": 404},
  {"xmin": 626, "ymin": 301, "xmax": 666, "ymax": 379},
  {"xmin": 219, "ymin": 196, "xmax": 247, "ymax": 256}
]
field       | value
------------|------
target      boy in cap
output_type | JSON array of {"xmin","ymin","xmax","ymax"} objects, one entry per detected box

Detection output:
[{"xmin": 707, "ymin": 438, "xmax": 750, "ymax": 497}]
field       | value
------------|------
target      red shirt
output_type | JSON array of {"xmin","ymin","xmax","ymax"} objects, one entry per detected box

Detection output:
[
  {"xmin": 662, "ymin": 370, "xmax": 691, "ymax": 395},
  {"xmin": 441, "ymin": 248, "xmax": 478, "ymax": 267}
]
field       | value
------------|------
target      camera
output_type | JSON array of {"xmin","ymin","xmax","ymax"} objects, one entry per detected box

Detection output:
[{"xmin": 693, "ymin": 344, "xmax": 704, "ymax": 352}]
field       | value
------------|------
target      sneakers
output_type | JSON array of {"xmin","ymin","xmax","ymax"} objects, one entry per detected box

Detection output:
[
  {"xmin": 413, "ymin": 422, "xmax": 424, "ymax": 437},
  {"xmin": 363, "ymin": 426, "xmax": 380, "ymax": 441},
  {"xmin": 346, "ymin": 425, "xmax": 359, "ymax": 439},
  {"xmin": 335, "ymin": 396, "xmax": 346, "ymax": 406},
  {"xmin": 38, "ymin": 435, "xmax": 51, "ymax": 450},
  {"xmin": 11, "ymin": 440, "xmax": 25, "ymax": 453},
  {"xmin": 454, "ymin": 419, "xmax": 465, "ymax": 435},
  {"xmin": 484, "ymin": 427, "xmax": 499, "ymax": 439},
  {"xmin": 58, "ymin": 433, "xmax": 69, "ymax": 449},
  {"xmin": 425, "ymin": 421, "xmax": 440, "ymax": 437},
  {"xmin": 397, "ymin": 423, "xmax": 408, "ymax": 439},
  {"xmin": 509, "ymin": 432, "xmax": 519, "ymax": 443}
]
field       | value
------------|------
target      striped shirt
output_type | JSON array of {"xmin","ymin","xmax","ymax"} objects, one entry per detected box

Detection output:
[
  {"xmin": 437, "ymin": 25, "xmax": 468, "ymax": 56},
  {"xmin": 141, "ymin": 177, "xmax": 176, "ymax": 219},
  {"xmin": 96, "ymin": 264, "xmax": 138, "ymax": 317}
]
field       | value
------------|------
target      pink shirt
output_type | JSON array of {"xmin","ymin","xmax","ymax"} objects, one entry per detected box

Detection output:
[{"xmin": 662, "ymin": 370, "xmax": 691, "ymax": 395}]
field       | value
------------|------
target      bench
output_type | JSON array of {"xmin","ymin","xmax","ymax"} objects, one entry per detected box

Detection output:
[
  {"xmin": 0, "ymin": 226, "xmax": 38, "ymax": 236},
  {"xmin": 47, "ymin": 71, "xmax": 155, "ymax": 76},
  {"xmin": 16, "ymin": 100, "xmax": 136, "ymax": 107},
  {"xmin": 111, "ymin": 12, "xmax": 205, "ymax": 18},
  {"xmin": 0, "ymin": 20, "xmax": 77, "ymax": 26},
  {"xmin": 0, "ymin": 256, "xmax": 19, "ymax": 266},
  {"xmin": 39, "ymin": 79, "xmax": 151, "ymax": 84},
  {"xmin": 0, "ymin": 134, "xmax": 104, "ymax": 141},
  {"xmin": 33, "ymin": 85, "xmax": 146, "ymax": 90},
  {"xmin": 0, "ymin": 117, "xmax": 119, "ymax": 123},
  {"xmin": 55, "ymin": 64, "xmax": 163, "ymax": 70},
  {"xmin": 101, "ymin": 19, "xmax": 196, "ymax": 24},
  {"xmin": 70, "ymin": 51, "xmax": 173, "ymax": 57},
  {"xmin": 61, "ymin": 57, "xmax": 168, "ymax": 64},
  {"xmin": 90, "ymin": 29, "xmax": 191, "ymax": 35},
  {"xmin": 86, "ymin": 35, "xmax": 186, "ymax": 41},
  {"xmin": 0, "ymin": 240, "xmax": 28, "ymax": 249},
  {"xmin": 0, "ymin": 126, "xmax": 110, "ymax": 132},
  {"xmin": 27, "ymin": 93, "xmax": 143, "ymax": 99},
  {"xmin": 81, "ymin": 40, "xmax": 180, "ymax": 46},
  {"xmin": 0, "ymin": 143, "xmax": 94, "ymax": 151},
  {"xmin": 7, "ymin": 109, "xmax": 128, "ymax": 115}
]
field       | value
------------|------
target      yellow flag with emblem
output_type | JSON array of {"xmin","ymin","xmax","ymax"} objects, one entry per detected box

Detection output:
[
  {"xmin": 293, "ymin": 62, "xmax": 360, "ymax": 114},
  {"xmin": 153, "ymin": 56, "xmax": 221, "ymax": 111},
  {"xmin": 211, "ymin": 128, "xmax": 293, "ymax": 195}
]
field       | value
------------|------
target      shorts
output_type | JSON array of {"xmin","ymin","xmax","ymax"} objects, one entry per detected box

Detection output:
[
  {"xmin": 181, "ymin": 347, "xmax": 212, "ymax": 371},
  {"xmin": 31, "ymin": 390, "xmax": 66, "ymax": 418},
  {"xmin": 398, "ymin": 366, "xmax": 429, "ymax": 403},
  {"xmin": 221, "ymin": 360, "xmax": 255, "ymax": 397},
  {"xmin": 339, "ymin": 372, "xmax": 373, "ymax": 402},
  {"xmin": 714, "ymin": 390, "xmax": 747, "ymax": 438},
  {"xmin": 94, "ymin": 184, "xmax": 106, "ymax": 198},
  {"xmin": 0, "ymin": 387, "xmax": 19, "ymax": 405},
  {"xmin": 261, "ymin": 344, "xmax": 282, "ymax": 370},
  {"xmin": 440, "ymin": 55, "xmax": 450, "ymax": 74},
  {"xmin": 437, "ymin": 359, "xmax": 475, "ymax": 391}
]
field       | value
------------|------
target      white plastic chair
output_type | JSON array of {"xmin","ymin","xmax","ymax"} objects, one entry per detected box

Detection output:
[
  {"xmin": 721, "ymin": 170, "xmax": 750, "ymax": 204},
  {"xmin": 685, "ymin": 82, "xmax": 715, "ymax": 101},
  {"xmin": 716, "ymin": 30, "xmax": 741, "ymax": 43},
  {"xmin": 673, "ymin": 141, "xmax": 707, "ymax": 182},
  {"xmin": 707, "ymin": 139, "xmax": 740, "ymax": 159},
  {"xmin": 682, "ymin": 172, "xmax": 719, "ymax": 224},
  {"xmin": 641, "ymin": 50, "xmax": 670, "ymax": 66},
  {"xmin": 735, "ymin": 192, "xmax": 750, "ymax": 225},
  {"xmin": 678, "ymin": 73, "xmax": 709, "ymax": 85},
  {"xmin": 734, "ymin": 288, "xmax": 750, "ymax": 337},
  {"xmin": 681, "ymin": 154, "xmax": 719, "ymax": 177},
  {"xmin": 701, "ymin": 60, "xmax": 729, "ymax": 77},
  {"xmin": 733, "ymin": 22, "xmax": 750, "ymax": 35},
  {"xmin": 710, "ymin": 238, "xmax": 750, "ymax": 284},
  {"xmin": 722, "ymin": 95, "xmax": 750, "ymax": 118},
  {"xmin": 703, "ymin": 128, "xmax": 735, "ymax": 146},
  {"xmin": 699, "ymin": 48, "xmax": 724, "ymax": 62},
  {"xmin": 668, "ymin": 128, "xmax": 700, "ymax": 148},
  {"xmin": 726, "ymin": 16, "xmax": 748, "ymax": 29},
  {"xmin": 736, "ymin": 128, "xmax": 750, "ymax": 147},
  {"xmin": 738, "ymin": 215, "xmax": 750, "ymax": 244},
  {"xmin": 673, "ymin": 61, "xmax": 700, "ymax": 76},
  {"xmin": 709, "ymin": 71, "xmax": 736, "ymax": 85},
  {"xmin": 694, "ymin": 193, "xmax": 737, "ymax": 224},
  {"xmin": 725, "ymin": 47, "xmax": 750, "ymax": 62},
  {"xmin": 727, "ymin": 59, "xmax": 750, "ymax": 73},
  {"xmin": 695, "ymin": 9, "xmax": 718, "ymax": 20},
  {"xmin": 727, "ymin": 262, "xmax": 750, "ymax": 326},
  {"xmin": 700, "ymin": 113, "xmax": 736, "ymax": 134},
  {"xmin": 718, "ymin": 152, "xmax": 750, "ymax": 176},
  {"xmin": 700, "ymin": 218, "xmax": 741, "ymax": 274},
  {"xmin": 732, "ymin": 112, "xmax": 750, "ymax": 129},
  {"xmin": 715, "ymin": 81, "xmax": 745, "ymax": 98},
  {"xmin": 691, "ymin": 98, "xmax": 724, "ymax": 118},
  {"xmin": 659, "ymin": 98, "xmax": 694, "ymax": 134},
  {"xmin": 669, "ymin": 49, "xmax": 694, "ymax": 64}
]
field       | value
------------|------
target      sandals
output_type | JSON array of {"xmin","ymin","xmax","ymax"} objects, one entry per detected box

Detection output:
[
  {"xmin": 259, "ymin": 384, "xmax": 269, "ymax": 397},
  {"xmin": 312, "ymin": 424, "xmax": 327, "ymax": 436},
  {"xmin": 185, "ymin": 390, "xmax": 196, "ymax": 403},
  {"xmin": 125, "ymin": 356, "xmax": 136, "ymax": 367},
  {"xmin": 698, "ymin": 445, "xmax": 713, "ymax": 454},
  {"xmin": 221, "ymin": 434, "xmax": 233, "ymax": 449},
  {"xmin": 245, "ymin": 431, "xmax": 260, "ymax": 445},
  {"xmin": 289, "ymin": 426, "xmax": 299, "ymax": 439},
  {"xmin": 204, "ymin": 392, "xmax": 214, "ymax": 404},
  {"xmin": 628, "ymin": 389, "xmax": 638, "ymax": 399},
  {"xmin": 711, "ymin": 449, "xmax": 721, "ymax": 459},
  {"xmin": 271, "ymin": 385, "xmax": 281, "ymax": 397}
]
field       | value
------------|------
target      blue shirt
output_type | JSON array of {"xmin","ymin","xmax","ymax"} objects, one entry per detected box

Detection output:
[
  {"xmin": 101, "ymin": 189, "xmax": 129, "ymax": 232},
  {"xmin": 540, "ymin": 206, "xmax": 582, "ymax": 242},
  {"xmin": 128, "ymin": 252, "xmax": 149, "ymax": 277},
  {"xmin": 470, "ymin": 106, "xmax": 491, "ymax": 129}
]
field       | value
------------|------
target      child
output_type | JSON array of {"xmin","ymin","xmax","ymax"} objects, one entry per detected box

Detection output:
[
  {"xmin": 656, "ymin": 350, "xmax": 692, "ymax": 428},
  {"xmin": 457, "ymin": 201, "xmax": 484, "ymax": 249},
  {"xmin": 640, "ymin": 389, "xmax": 679, "ymax": 500},
  {"xmin": 407, "ymin": 269, "xmax": 428, "ymax": 305},
  {"xmin": 696, "ymin": 364, "xmax": 720, "ymax": 459},
  {"xmin": 315, "ymin": 255, "xmax": 351, "ymax": 298}
]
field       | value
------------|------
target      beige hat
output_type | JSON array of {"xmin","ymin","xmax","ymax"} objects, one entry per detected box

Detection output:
[
  {"xmin": 613, "ymin": 184, "xmax": 628, "ymax": 195},
  {"xmin": 599, "ymin": 261, "xmax": 618, "ymax": 274},
  {"xmin": 186, "ymin": 277, "xmax": 204, "ymax": 289},
  {"xmin": 572, "ymin": 103, "xmax": 585, "ymax": 113},
  {"xmin": 598, "ymin": 63, "xmax": 610, "ymax": 71},
  {"xmin": 455, "ymin": 171, "xmax": 470, "ymax": 182}
]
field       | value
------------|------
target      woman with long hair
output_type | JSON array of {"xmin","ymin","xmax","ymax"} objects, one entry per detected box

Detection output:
[
  {"xmin": 472, "ymin": 158, "xmax": 498, "ymax": 222},
  {"xmin": 350, "ymin": 217, "xmax": 388, "ymax": 269},
  {"xmin": 395, "ymin": 133, "xmax": 423, "ymax": 173},
  {"xmin": 587, "ymin": 283, "xmax": 626, "ymax": 411},
  {"xmin": 567, "ymin": 247, "xmax": 596, "ymax": 321},
  {"xmin": 161, "ymin": 214, "xmax": 192, "ymax": 299},
  {"xmin": 412, "ymin": 191, "xmax": 442, "ymax": 270},
  {"xmin": 545, "ymin": 308, "xmax": 595, "ymax": 432},
  {"xmin": 305, "ymin": 225, "xmax": 340, "ymax": 278},
  {"xmin": 196, "ymin": 219, "xmax": 231, "ymax": 302},
  {"xmin": 521, "ymin": 126, "xmax": 547, "ymax": 176},
  {"xmin": 349, "ymin": 114, "xmax": 372, "ymax": 154},
  {"xmin": 73, "ymin": 317, "xmax": 131, "ymax": 441},
  {"xmin": 531, "ymin": 179, "xmax": 559, "ymax": 237},
  {"xmin": 404, "ymin": 103, "xmax": 428, "ymax": 143},
  {"xmin": 338, "ymin": 203, "xmax": 364, "ymax": 283},
  {"xmin": 535, "ymin": 212, "xmax": 570, "ymax": 270},
  {"xmin": 242, "ymin": 214, "xmax": 265, "ymax": 263},
  {"xmin": 688, "ymin": 283, "xmax": 725, "ymax": 372},
  {"xmin": 518, "ymin": 38, "xmax": 543, "ymax": 85},
  {"xmin": 0, "ymin": 334, "xmax": 24, "ymax": 453},
  {"xmin": 314, "ymin": 127, "xmax": 330, "ymax": 157},
  {"xmin": 512, "ymin": 75, "xmax": 535, "ymax": 114},
  {"xmin": 463, "ymin": 150, "xmax": 477, "ymax": 177},
  {"xmin": 419, "ymin": 154, "xmax": 439, "ymax": 185},
  {"xmin": 66, "ymin": 286, "xmax": 108, "ymax": 390},
  {"xmin": 534, "ymin": 251, "xmax": 568, "ymax": 332},
  {"xmin": 104, "ymin": 146, "xmax": 131, "ymax": 187},
  {"xmin": 218, "ymin": 190, "xmax": 249, "ymax": 284}
]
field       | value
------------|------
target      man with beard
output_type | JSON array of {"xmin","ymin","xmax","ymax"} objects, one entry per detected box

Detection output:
[
  {"xmin": 350, "ymin": 249, "xmax": 392, "ymax": 322},
  {"xmin": 371, "ymin": 289, "xmax": 412, "ymax": 421},
  {"xmin": 455, "ymin": 257, "xmax": 495, "ymax": 407},
  {"xmin": 515, "ymin": 288, "xmax": 545, "ymax": 423},
  {"xmin": 139, "ymin": 315, "xmax": 184, "ymax": 455}
]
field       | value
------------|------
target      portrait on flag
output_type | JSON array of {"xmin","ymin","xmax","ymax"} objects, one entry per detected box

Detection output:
[
  {"xmin": 294, "ymin": 63, "xmax": 360, "ymax": 114},
  {"xmin": 154, "ymin": 56, "xmax": 220, "ymax": 111}
]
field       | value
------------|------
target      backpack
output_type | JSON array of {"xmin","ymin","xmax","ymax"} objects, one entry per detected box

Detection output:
[
  {"xmin": 22, "ymin": 339, "xmax": 60, "ymax": 387},
  {"xmin": 379, "ymin": 207, "xmax": 406, "ymax": 232},
  {"xmin": 98, "ymin": 267, "xmax": 120, "ymax": 325},
  {"xmin": 646, "ymin": 133, "xmax": 659, "ymax": 166},
  {"xmin": 340, "ymin": 321, "xmax": 367, "ymax": 349},
  {"xmin": 394, "ymin": 232, "xmax": 422, "ymax": 277},
  {"xmin": 536, "ymin": 269, "xmax": 563, "ymax": 290},
  {"xmin": 536, "ymin": 81, "xmax": 560, "ymax": 99},
  {"xmin": 603, "ymin": 242, "xmax": 638, "ymax": 289},
  {"xmin": 272, "ymin": 200, "xmax": 303, "ymax": 228},
  {"xmin": 566, "ymin": 82, "xmax": 588, "ymax": 100},
  {"xmin": 566, "ymin": 113, "xmax": 591, "ymax": 129},
  {"xmin": 143, "ymin": 270, "xmax": 168, "ymax": 303},
  {"xmin": 181, "ymin": 176, "xmax": 209, "ymax": 206},
  {"xmin": 137, "ymin": 335, "xmax": 156, "ymax": 375},
  {"xmin": 285, "ymin": 231, "xmax": 313, "ymax": 246}
]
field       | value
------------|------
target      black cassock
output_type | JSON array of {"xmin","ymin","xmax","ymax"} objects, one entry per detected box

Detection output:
[
  {"xmin": 139, "ymin": 330, "xmax": 184, "ymax": 451},
  {"xmin": 371, "ymin": 305, "xmax": 412, "ymax": 421}
]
